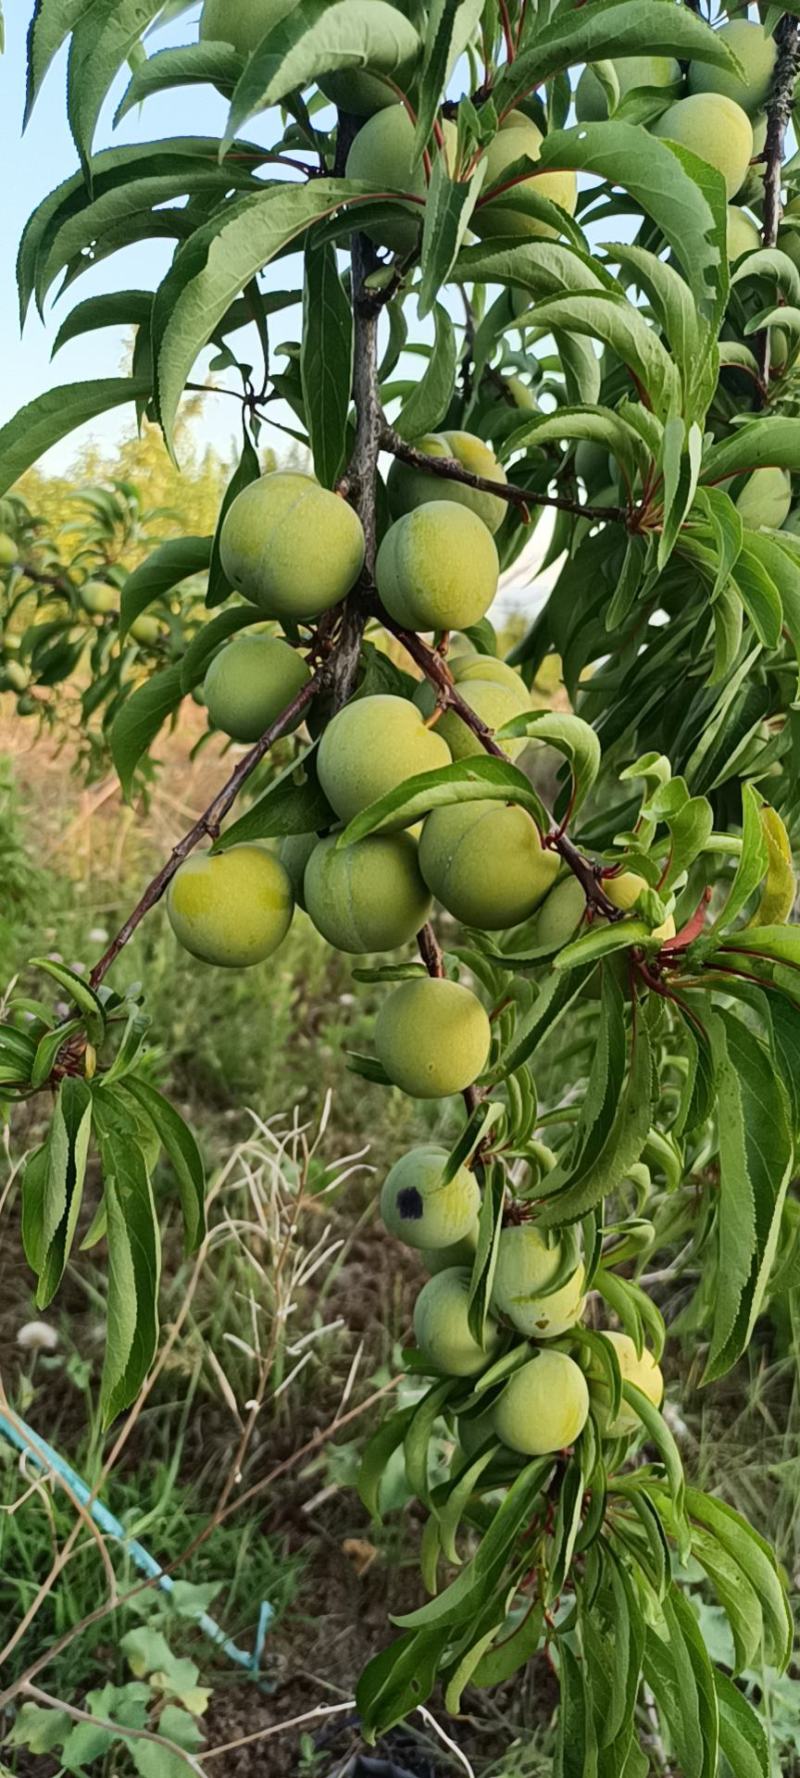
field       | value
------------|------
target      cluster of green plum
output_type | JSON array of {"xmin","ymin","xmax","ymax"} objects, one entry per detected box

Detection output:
[{"xmin": 380, "ymin": 1143, "xmax": 664, "ymax": 1457}]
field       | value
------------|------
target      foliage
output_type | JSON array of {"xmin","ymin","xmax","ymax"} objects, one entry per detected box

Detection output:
[{"xmin": 0, "ymin": 0, "xmax": 799, "ymax": 1771}]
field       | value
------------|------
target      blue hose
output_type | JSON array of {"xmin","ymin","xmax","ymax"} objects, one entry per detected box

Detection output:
[{"xmin": 0, "ymin": 1411, "xmax": 274, "ymax": 1675}]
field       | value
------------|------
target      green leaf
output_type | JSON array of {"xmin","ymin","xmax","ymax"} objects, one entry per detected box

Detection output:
[
  {"xmin": 206, "ymin": 428, "xmax": 261, "ymax": 609},
  {"xmin": 702, "ymin": 417, "xmax": 800, "ymax": 483},
  {"xmin": 498, "ymin": 961, "xmax": 596, "ymax": 1075},
  {"xmin": 683, "ymin": 1488, "xmax": 793, "ymax": 1670},
  {"xmin": 153, "ymin": 180, "xmax": 372, "ymax": 456},
  {"xmin": 394, "ymin": 302, "xmax": 456, "ymax": 441},
  {"xmin": 52, "ymin": 290, "xmax": 154, "ymax": 357},
  {"xmin": 24, "ymin": 0, "xmax": 92, "ymax": 126},
  {"xmin": 213, "ymin": 746, "xmax": 333, "ymax": 849},
  {"xmin": 715, "ymin": 1672, "xmax": 769, "ymax": 1778},
  {"xmin": 120, "ymin": 538, "xmax": 212, "ymax": 636},
  {"xmin": 95, "ymin": 1110, "xmax": 161, "ymax": 1425},
  {"xmin": 222, "ymin": 0, "xmax": 420, "ymax": 146},
  {"xmin": 301, "ymin": 235, "xmax": 353, "ymax": 490},
  {"xmin": 67, "ymin": 0, "xmax": 164, "ymax": 174},
  {"xmin": 109, "ymin": 663, "xmax": 185, "ymax": 800},
  {"xmin": 556, "ymin": 1639, "xmax": 596, "ymax": 1778},
  {"xmin": 442, "ymin": 1099, "xmax": 503, "ymax": 1186},
  {"xmin": 358, "ymin": 1405, "xmax": 416, "ymax": 1521},
  {"xmin": 28, "ymin": 1078, "xmax": 93, "ymax": 1307},
  {"xmin": 496, "ymin": 712, "xmax": 601, "ymax": 817},
  {"xmin": 115, "ymin": 40, "xmax": 243, "ymax": 123},
  {"xmin": 357, "ymin": 1625, "xmax": 451, "ymax": 1742},
  {"xmin": 436, "ymin": 1443, "xmax": 499, "ymax": 1566},
  {"xmin": 338, "ymin": 755, "xmax": 549, "ymax": 846},
  {"xmin": 392, "ymin": 1456, "xmax": 550, "ymax": 1630},
  {"xmin": 554, "ymin": 920, "xmax": 654, "ymax": 970},
  {"xmin": 703, "ymin": 1009, "xmax": 794, "ymax": 1382},
  {"xmin": 495, "ymin": 0, "xmax": 738, "ymax": 118},
  {"xmin": 467, "ymin": 1162, "xmax": 506, "ymax": 1348},
  {"xmin": 418, "ymin": 156, "xmax": 486, "ymax": 318},
  {"xmin": 513, "ymin": 289, "xmax": 679, "ymax": 419},
  {"xmin": 404, "ymin": 1378, "xmax": 455, "ymax": 1506},
  {"xmin": 411, "ymin": 0, "xmax": 483, "ymax": 167},
  {"xmin": 119, "ymin": 1077, "xmax": 205, "ymax": 1252},
  {"xmin": 31, "ymin": 956, "xmax": 106, "ymax": 1030},
  {"xmin": 537, "ymin": 1011, "xmax": 653, "ymax": 1227},
  {"xmin": 0, "ymin": 377, "xmax": 151, "ymax": 498},
  {"xmin": 471, "ymin": 1598, "xmax": 544, "ymax": 1688},
  {"xmin": 707, "ymin": 782, "xmax": 768, "ymax": 936},
  {"xmin": 30, "ymin": 1018, "xmax": 83, "ymax": 1092}
]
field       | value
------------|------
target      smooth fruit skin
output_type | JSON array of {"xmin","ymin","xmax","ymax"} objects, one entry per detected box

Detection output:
[
  {"xmin": 1, "ymin": 660, "xmax": 31, "ymax": 693},
  {"xmin": 413, "ymin": 1268, "xmax": 500, "ymax": 1376},
  {"xmin": 575, "ymin": 56, "xmax": 680, "ymax": 121},
  {"xmin": 493, "ymin": 1350, "xmax": 590, "ymax": 1456},
  {"xmin": 200, "ymin": 0, "xmax": 296, "ymax": 56},
  {"xmin": 317, "ymin": 693, "xmax": 452, "ymax": 827},
  {"xmin": 167, "ymin": 844, "xmax": 293, "ymax": 968},
  {"xmin": 604, "ymin": 871, "xmax": 676, "ymax": 941},
  {"xmin": 652, "ymin": 95, "xmax": 753, "ymax": 200},
  {"xmin": 491, "ymin": 1226, "xmax": 585, "ymax": 1338},
  {"xmin": 129, "ymin": 614, "xmax": 163, "ymax": 646},
  {"xmin": 423, "ymin": 1222, "xmax": 479, "ymax": 1274},
  {"xmin": 279, "ymin": 831, "xmax": 318, "ymax": 910},
  {"xmin": 81, "ymin": 580, "xmax": 117, "ymax": 616},
  {"xmin": 590, "ymin": 1330, "xmax": 664, "ymax": 1436},
  {"xmin": 0, "ymin": 533, "xmax": 18, "ymax": 568},
  {"xmin": 220, "ymin": 472, "xmax": 366, "ymax": 622},
  {"xmin": 346, "ymin": 107, "xmax": 425, "ymax": 254},
  {"xmin": 415, "ymin": 674, "xmax": 530, "ymax": 762},
  {"xmin": 419, "ymin": 800, "xmax": 559, "ymax": 930},
  {"xmin": 386, "ymin": 431, "xmax": 509, "ymax": 534},
  {"xmin": 535, "ymin": 875, "xmax": 586, "ymax": 950},
  {"xmin": 735, "ymin": 466, "xmax": 792, "ymax": 529},
  {"xmin": 451, "ymin": 654, "xmax": 525, "ymax": 692},
  {"xmin": 473, "ymin": 110, "xmax": 577, "ymax": 240},
  {"xmin": 375, "ymin": 977, "xmax": 491, "ymax": 1099},
  {"xmin": 689, "ymin": 21, "xmax": 776, "ymax": 116},
  {"xmin": 727, "ymin": 204, "xmax": 761, "ymax": 261},
  {"xmin": 376, "ymin": 503, "xmax": 499, "ymax": 633},
  {"xmin": 381, "ymin": 1145, "xmax": 480, "ymax": 1250},
  {"xmin": 303, "ymin": 830, "xmax": 431, "ymax": 952},
  {"xmin": 203, "ymin": 634, "xmax": 311, "ymax": 742},
  {"xmin": 318, "ymin": 4, "xmax": 420, "ymax": 116}
]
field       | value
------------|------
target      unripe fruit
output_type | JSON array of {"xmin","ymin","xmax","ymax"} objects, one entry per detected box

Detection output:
[
  {"xmin": 419, "ymin": 800, "xmax": 559, "ymax": 929},
  {"xmin": 318, "ymin": 693, "xmax": 452, "ymax": 827},
  {"xmin": 345, "ymin": 107, "xmax": 425, "ymax": 254},
  {"xmin": 386, "ymin": 431, "xmax": 509, "ymax": 535},
  {"xmin": 0, "ymin": 532, "xmax": 18, "ymax": 567},
  {"xmin": 220, "ymin": 472, "xmax": 366, "ymax": 622},
  {"xmin": 493, "ymin": 1350, "xmax": 590, "ymax": 1455},
  {"xmin": 535, "ymin": 875, "xmax": 586, "ymax": 949},
  {"xmin": 303, "ymin": 830, "xmax": 431, "ymax": 952},
  {"xmin": 129, "ymin": 614, "xmax": 163, "ymax": 646},
  {"xmin": 727, "ymin": 204, "xmax": 761, "ymax": 261},
  {"xmin": 575, "ymin": 56, "xmax": 680, "ymax": 121},
  {"xmin": 376, "ymin": 504, "xmax": 499, "ymax": 633},
  {"xmin": 318, "ymin": 4, "xmax": 420, "ymax": 116},
  {"xmin": 604, "ymin": 871, "xmax": 676, "ymax": 941},
  {"xmin": 279, "ymin": 831, "xmax": 318, "ymax": 910},
  {"xmin": 735, "ymin": 466, "xmax": 792, "ymax": 529},
  {"xmin": 422, "ymin": 1222, "xmax": 479, "ymax": 1274},
  {"xmin": 81, "ymin": 580, "xmax": 117, "ymax": 616},
  {"xmin": 414, "ymin": 675, "xmax": 530, "ymax": 761},
  {"xmin": 688, "ymin": 21, "xmax": 776, "ymax": 116},
  {"xmin": 491, "ymin": 1226, "xmax": 585, "ymax": 1338},
  {"xmin": 381, "ymin": 1145, "xmax": 480, "ymax": 1250},
  {"xmin": 589, "ymin": 1329, "xmax": 664, "ymax": 1436},
  {"xmin": 413, "ymin": 1268, "xmax": 501, "ymax": 1376},
  {"xmin": 2, "ymin": 660, "xmax": 31, "ymax": 693},
  {"xmin": 203, "ymin": 634, "xmax": 311, "ymax": 743},
  {"xmin": 375, "ymin": 977, "xmax": 491, "ymax": 1098},
  {"xmin": 473, "ymin": 110, "xmax": 577, "ymax": 240},
  {"xmin": 652, "ymin": 95, "xmax": 753, "ymax": 200},
  {"xmin": 200, "ymin": 0, "xmax": 296, "ymax": 57},
  {"xmin": 507, "ymin": 376, "xmax": 535, "ymax": 411},
  {"xmin": 167, "ymin": 844, "xmax": 293, "ymax": 967},
  {"xmin": 451, "ymin": 654, "xmax": 525, "ymax": 692}
]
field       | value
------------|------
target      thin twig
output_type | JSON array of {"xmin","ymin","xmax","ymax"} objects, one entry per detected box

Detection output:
[
  {"xmin": 204, "ymin": 1699, "xmax": 356, "ymax": 1761},
  {"xmin": 381, "ymin": 428, "xmax": 628, "ymax": 525}
]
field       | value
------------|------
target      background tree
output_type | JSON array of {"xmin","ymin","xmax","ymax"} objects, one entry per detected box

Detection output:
[{"xmin": 0, "ymin": 0, "xmax": 799, "ymax": 1771}]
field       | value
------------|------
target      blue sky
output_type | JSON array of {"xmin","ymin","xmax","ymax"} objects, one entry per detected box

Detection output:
[{"xmin": 0, "ymin": 5, "xmax": 295, "ymax": 473}]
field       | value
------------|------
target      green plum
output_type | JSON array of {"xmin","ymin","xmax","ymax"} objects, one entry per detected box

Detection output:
[
  {"xmin": 688, "ymin": 21, "xmax": 776, "ymax": 116},
  {"xmin": 493, "ymin": 1350, "xmax": 590, "ymax": 1455},
  {"xmin": 419, "ymin": 800, "xmax": 559, "ymax": 929},
  {"xmin": 167, "ymin": 844, "xmax": 293, "ymax": 967},
  {"xmin": 413, "ymin": 1267, "xmax": 501, "ymax": 1376},
  {"xmin": 303, "ymin": 830, "xmax": 431, "ymax": 952},
  {"xmin": 652, "ymin": 94, "xmax": 753, "ymax": 200},
  {"xmin": 491, "ymin": 1226, "xmax": 585, "ymax": 1337},
  {"xmin": 220, "ymin": 472, "xmax": 366, "ymax": 622},
  {"xmin": 375, "ymin": 976, "xmax": 491, "ymax": 1098},
  {"xmin": 203, "ymin": 634, "xmax": 311, "ymax": 742},
  {"xmin": 381, "ymin": 1144, "xmax": 480, "ymax": 1250},
  {"xmin": 345, "ymin": 106, "xmax": 425, "ymax": 254},
  {"xmin": 575, "ymin": 56, "xmax": 680, "ymax": 121},
  {"xmin": 317, "ymin": 693, "xmax": 451, "ymax": 827},
  {"xmin": 376, "ymin": 503, "xmax": 500, "ymax": 632},
  {"xmin": 473, "ymin": 110, "xmax": 577, "ymax": 241},
  {"xmin": 386, "ymin": 430, "xmax": 509, "ymax": 534},
  {"xmin": 589, "ymin": 1330, "xmax": 664, "ymax": 1435}
]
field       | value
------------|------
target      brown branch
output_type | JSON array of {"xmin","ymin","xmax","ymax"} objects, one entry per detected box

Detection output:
[
  {"xmin": 89, "ymin": 672, "xmax": 322, "ymax": 988},
  {"xmin": 381, "ymin": 428, "xmax": 628, "ymax": 525},
  {"xmin": 756, "ymin": 15, "xmax": 800, "ymax": 387},
  {"xmin": 417, "ymin": 922, "xmax": 445, "ymax": 977}
]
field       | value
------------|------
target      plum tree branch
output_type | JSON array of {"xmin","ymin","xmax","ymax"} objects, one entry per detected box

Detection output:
[
  {"xmin": 756, "ymin": 14, "xmax": 800, "ymax": 387},
  {"xmin": 381, "ymin": 427, "xmax": 628, "ymax": 524},
  {"xmin": 89, "ymin": 671, "xmax": 323, "ymax": 989}
]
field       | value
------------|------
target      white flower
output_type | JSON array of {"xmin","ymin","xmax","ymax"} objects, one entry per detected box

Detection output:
[{"xmin": 16, "ymin": 1321, "xmax": 59, "ymax": 1353}]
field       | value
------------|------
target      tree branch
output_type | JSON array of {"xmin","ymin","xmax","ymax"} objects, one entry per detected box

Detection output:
[
  {"xmin": 756, "ymin": 14, "xmax": 800, "ymax": 387},
  {"xmin": 381, "ymin": 428, "xmax": 628, "ymax": 524},
  {"xmin": 89, "ymin": 672, "xmax": 322, "ymax": 988},
  {"xmin": 330, "ymin": 233, "xmax": 384, "ymax": 711}
]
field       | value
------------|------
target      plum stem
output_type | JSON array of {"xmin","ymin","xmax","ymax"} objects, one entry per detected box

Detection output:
[{"xmin": 381, "ymin": 427, "xmax": 628, "ymax": 525}]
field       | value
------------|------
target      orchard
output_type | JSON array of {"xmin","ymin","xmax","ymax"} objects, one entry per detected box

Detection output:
[{"xmin": 0, "ymin": 0, "xmax": 799, "ymax": 1772}]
